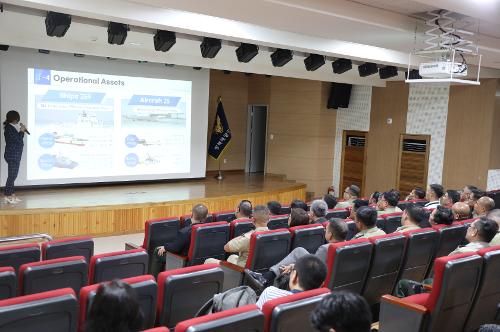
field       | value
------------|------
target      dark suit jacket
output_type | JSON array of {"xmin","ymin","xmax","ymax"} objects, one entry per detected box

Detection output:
[
  {"xmin": 165, "ymin": 225, "xmax": 192, "ymax": 256},
  {"xmin": 4, "ymin": 124, "xmax": 24, "ymax": 162}
]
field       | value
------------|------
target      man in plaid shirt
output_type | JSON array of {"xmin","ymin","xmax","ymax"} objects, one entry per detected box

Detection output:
[{"xmin": 3, "ymin": 110, "xmax": 27, "ymax": 204}]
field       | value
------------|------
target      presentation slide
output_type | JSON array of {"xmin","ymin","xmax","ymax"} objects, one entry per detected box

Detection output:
[{"xmin": 27, "ymin": 68, "xmax": 192, "ymax": 181}]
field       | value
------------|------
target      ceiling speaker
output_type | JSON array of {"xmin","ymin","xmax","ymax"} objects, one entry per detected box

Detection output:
[
  {"xmin": 332, "ymin": 58, "xmax": 352, "ymax": 74},
  {"xmin": 304, "ymin": 54, "xmax": 325, "ymax": 71},
  {"xmin": 107, "ymin": 22, "xmax": 129, "ymax": 45},
  {"xmin": 379, "ymin": 66, "xmax": 398, "ymax": 79},
  {"xmin": 45, "ymin": 12, "xmax": 71, "ymax": 37},
  {"xmin": 358, "ymin": 62, "xmax": 378, "ymax": 77},
  {"xmin": 154, "ymin": 30, "xmax": 176, "ymax": 52},
  {"xmin": 200, "ymin": 37, "xmax": 222, "ymax": 58},
  {"xmin": 236, "ymin": 43, "xmax": 259, "ymax": 63},
  {"xmin": 271, "ymin": 49, "xmax": 293, "ymax": 67}
]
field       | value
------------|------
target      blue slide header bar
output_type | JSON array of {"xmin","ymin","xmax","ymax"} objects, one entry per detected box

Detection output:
[
  {"xmin": 42, "ymin": 90, "xmax": 105, "ymax": 103},
  {"xmin": 128, "ymin": 95, "xmax": 181, "ymax": 106}
]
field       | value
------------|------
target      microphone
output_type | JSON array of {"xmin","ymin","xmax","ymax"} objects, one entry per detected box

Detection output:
[{"xmin": 20, "ymin": 123, "xmax": 30, "ymax": 135}]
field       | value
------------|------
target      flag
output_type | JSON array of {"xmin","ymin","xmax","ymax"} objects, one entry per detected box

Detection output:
[{"xmin": 208, "ymin": 99, "xmax": 232, "ymax": 160}]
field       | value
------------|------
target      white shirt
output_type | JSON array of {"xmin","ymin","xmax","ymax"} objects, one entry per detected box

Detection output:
[
  {"xmin": 256, "ymin": 286, "xmax": 293, "ymax": 309},
  {"xmin": 424, "ymin": 201, "xmax": 440, "ymax": 209}
]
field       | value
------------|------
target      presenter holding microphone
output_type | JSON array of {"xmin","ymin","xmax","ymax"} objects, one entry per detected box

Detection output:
[{"xmin": 3, "ymin": 110, "xmax": 28, "ymax": 204}]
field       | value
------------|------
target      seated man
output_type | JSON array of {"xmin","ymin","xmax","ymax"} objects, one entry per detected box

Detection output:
[
  {"xmin": 205, "ymin": 205, "xmax": 269, "ymax": 267},
  {"xmin": 246, "ymin": 218, "xmax": 347, "ymax": 289},
  {"xmin": 473, "ymin": 196, "xmax": 495, "ymax": 218},
  {"xmin": 377, "ymin": 190, "xmax": 402, "ymax": 216},
  {"xmin": 309, "ymin": 199, "xmax": 328, "ymax": 224},
  {"xmin": 349, "ymin": 199, "xmax": 369, "ymax": 220},
  {"xmin": 468, "ymin": 188, "xmax": 485, "ymax": 214},
  {"xmin": 336, "ymin": 185, "xmax": 361, "ymax": 209},
  {"xmin": 290, "ymin": 199, "xmax": 308, "ymax": 211},
  {"xmin": 267, "ymin": 200, "xmax": 282, "ymax": 216},
  {"xmin": 461, "ymin": 184, "xmax": 478, "ymax": 202},
  {"xmin": 440, "ymin": 189, "xmax": 460, "ymax": 208},
  {"xmin": 234, "ymin": 200, "xmax": 252, "ymax": 221},
  {"xmin": 322, "ymin": 194, "xmax": 337, "ymax": 210},
  {"xmin": 310, "ymin": 290, "xmax": 372, "ymax": 332},
  {"xmin": 486, "ymin": 209, "xmax": 500, "ymax": 245},
  {"xmin": 255, "ymin": 254, "xmax": 327, "ymax": 309},
  {"xmin": 452, "ymin": 202, "xmax": 471, "ymax": 221},
  {"xmin": 429, "ymin": 205, "xmax": 454, "ymax": 226},
  {"xmin": 395, "ymin": 205, "xmax": 426, "ymax": 232},
  {"xmin": 151, "ymin": 204, "xmax": 208, "ymax": 276},
  {"xmin": 353, "ymin": 206, "xmax": 386, "ymax": 239},
  {"xmin": 369, "ymin": 191, "xmax": 381, "ymax": 205},
  {"xmin": 405, "ymin": 187, "xmax": 426, "ymax": 201},
  {"xmin": 288, "ymin": 208, "xmax": 310, "ymax": 227},
  {"xmin": 424, "ymin": 184, "xmax": 444, "ymax": 209}
]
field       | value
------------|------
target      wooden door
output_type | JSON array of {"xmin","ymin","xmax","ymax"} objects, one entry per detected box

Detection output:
[
  {"xmin": 396, "ymin": 134, "xmax": 430, "ymax": 197},
  {"xmin": 340, "ymin": 131, "xmax": 367, "ymax": 196}
]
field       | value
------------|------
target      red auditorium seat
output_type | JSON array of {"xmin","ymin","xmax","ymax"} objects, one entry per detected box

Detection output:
[
  {"xmin": 212, "ymin": 210, "xmax": 237, "ymax": 222},
  {"xmin": 229, "ymin": 218, "xmax": 254, "ymax": 238},
  {"xmin": 0, "ymin": 243, "xmax": 40, "ymax": 273},
  {"xmin": 325, "ymin": 208, "xmax": 349, "ymax": 219},
  {"xmin": 143, "ymin": 328, "xmax": 169, "ymax": 332},
  {"xmin": 379, "ymin": 252, "xmax": 483, "ymax": 332},
  {"xmin": 165, "ymin": 222, "xmax": 229, "ymax": 270},
  {"xmin": 280, "ymin": 205, "xmax": 291, "ymax": 215},
  {"xmin": 343, "ymin": 219, "xmax": 358, "ymax": 240},
  {"xmin": 262, "ymin": 288, "xmax": 330, "ymax": 332},
  {"xmin": 79, "ymin": 275, "xmax": 158, "ymax": 331},
  {"xmin": 0, "ymin": 267, "xmax": 15, "ymax": 300},
  {"xmin": 427, "ymin": 223, "xmax": 467, "ymax": 276},
  {"xmin": 19, "ymin": 256, "xmax": 88, "ymax": 295},
  {"xmin": 180, "ymin": 214, "xmax": 213, "ymax": 227},
  {"xmin": 379, "ymin": 212, "xmax": 403, "ymax": 234},
  {"xmin": 89, "ymin": 248, "xmax": 149, "ymax": 284},
  {"xmin": 41, "ymin": 236, "xmax": 94, "ymax": 263},
  {"xmin": 157, "ymin": 264, "xmax": 224, "ymax": 329},
  {"xmin": 362, "ymin": 233, "xmax": 406, "ymax": 305},
  {"xmin": 174, "ymin": 304, "xmax": 264, "ymax": 332},
  {"xmin": 323, "ymin": 239, "xmax": 373, "ymax": 293},
  {"xmin": 464, "ymin": 245, "xmax": 500, "ymax": 331},
  {"xmin": 289, "ymin": 224, "xmax": 325, "ymax": 254},
  {"xmin": 267, "ymin": 214, "xmax": 289, "ymax": 230},
  {"xmin": 141, "ymin": 217, "xmax": 181, "ymax": 273},
  {"xmin": 399, "ymin": 228, "xmax": 439, "ymax": 281},
  {"xmin": 0, "ymin": 288, "xmax": 78, "ymax": 331}
]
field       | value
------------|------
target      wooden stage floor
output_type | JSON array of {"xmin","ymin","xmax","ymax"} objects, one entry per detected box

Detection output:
[{"xmin": 0, "ymin": 174, "xmax": 306, "ymax": 238}]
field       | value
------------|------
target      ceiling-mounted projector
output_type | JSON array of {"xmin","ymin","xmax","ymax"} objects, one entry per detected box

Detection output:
[{"xmin": 419, "ymin": 61, "xmax": 467, "ymax": 78}]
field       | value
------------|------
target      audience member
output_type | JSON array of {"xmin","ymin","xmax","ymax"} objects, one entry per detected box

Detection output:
[
  {"xmin": 473, "ymin": 196, "xmax": 495, "ymax": 218},
  {"xmin": 151, "ymin": 203, "xmax": 208, "ymax": 276},
  {"xmin": 486, "ymin": 209, "xmax": 500, "ymax": 245},
  {"xmin": 291, "ymin": 199, "xmax": 308, "ymax": 211},
  {"xmin": 461, "ymin": 184, "xmax": 478, "ymax": 202},
  {"xmin": 468, "ymin": 188, "xmax": 485, "ymax": 213},
  {"xmin": 448, "ymin": 217, "xmax": 498, "ymax": 255},
  {"xmin": 353, "ymin": 206, "xmax": 385, "ymax": 239},
  {"xmin": 267, "ymin": 200, "xmax": 282, "ymax": 216},
  {"xmin": 85, "ymin": 280, "xmax": 143, "ymax": 332},
  {"xmin": 405, "ymin": 187, "xmax": 426, "ymax": 201},
  {"xmin": 288, "ymin": 208, "xmax": 310, "ymax": 227},
  {"xmin": 310, "ymin": 290, "xmax": 372, "ymax": 332},
  {"xmin": 369, "ymin": 191, "xmax": 380, "ymax": 205},
  {"xmin": 309, "ymin": 199, "xmax": 328, "ymax": 224},
  {"xmin": 323, "ymin": 194, "xmax": 337, "ymax": 210},
  {"xmin": 425, "ymin": 184, "xmax": 444, "ymax": 208},
  {"xmin": 395, "ymin": 205, "xmax": 426, "ymax": 232},
  {"xmin": 255, "ymin": 254, "xmax": 327, "ymax": 309},
  {"xmin": 440, "ymin": 189, "xmax": 460, "ymax": 208},
  {"xmin": 429, "ymin": 205, "xmax": 454, "ymax": 226},
  {"xmin": 326, "ymin": 186, "xmax": 335, "ymax": 196},
  {"xmin": 234, "ymin": 200, "xmax": 252, "ymax": 220},
  {"xmin": 376, "ymin": 191, "xmax": 402, "ymax": 216},
  {"xmin": 336, "ymin": 185, "xmax": 361, "ymax": 208},
  {"xmin": 452, "ymin": 202, "xmax": 471, "ymax": 221},
  {"xmin": 479, "ymin": 324, "xmax": 500, "ymax": 332},
  {"xmin": 349, "ymin": 199, "xmax": 369, "ymax": 219}
]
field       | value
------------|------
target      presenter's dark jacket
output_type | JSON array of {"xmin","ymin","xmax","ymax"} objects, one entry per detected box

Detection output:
[{"xmin": 4, "ymin": 124, "xmax": 24, "ymax": 162}]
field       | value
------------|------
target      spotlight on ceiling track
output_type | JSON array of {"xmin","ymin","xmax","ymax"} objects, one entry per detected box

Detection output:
[
  {"xmin": 236, "ymin": 43, "xmax": 259, "ymax": 63},
  {"xmin": 223, "ymin": 70, "xmax": 231, "ymax": 75},
  {"xmin": 332, "ymin": 58, "xmax": 352, "ymax": 74},
  {"xmin": 271, "ymin": 49, "xmax": 293, "ymax": 67},
  {"xmin": 200, "ymin": 37, "xmax": 221, "ymax": 58},
  {"xmin": 379, "ymin": 66, "xmax": 398, "ymax": 79},
  {"xmin": 0, "ymin": 45, "xmax": 9, "ymax": 51},
  {"xmin": 304, "ymin": 54, "xmax": 325, "ymax": 71},
  {"xmin": 154, "ymin": 30, "xmax": 176, "ymax": 52},
  {"xmin": 193, "ymin": 67, "xmax": 202, "ymax": 70},
  {"xmin": 38, "ymin": 49, "xmax": 50, "ymax": 54},
  {"xmin": 107, "ymin": 22, "xmax": 129, "ymax": 45},
  {"xmin": 74, "ymin": 53, "xmax": 84, "ymax": 57},
  {"xmin": 405, "ymin": 69, "xmax": 422, "ymax": 80},
  {"xmin": 45, "ymin": 11, "xmax": 71, "ymax": 37},
  {"xmin": 244, "ymin": 73, "xmax": 253, "ymax": 77},
  {"xmin": 358, "ymin": 62, "xmax": 378, "ymax": 77}
]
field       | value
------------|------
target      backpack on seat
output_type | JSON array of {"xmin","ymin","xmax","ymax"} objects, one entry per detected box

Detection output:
[{"xmin": 195, "ymin": 286, "xmax": 257, "ymax": 316}]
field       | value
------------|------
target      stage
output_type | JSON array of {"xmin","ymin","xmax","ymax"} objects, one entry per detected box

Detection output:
[{"xmin": 0, "ymin": 174, "xmax": 306, "ymax": 238}]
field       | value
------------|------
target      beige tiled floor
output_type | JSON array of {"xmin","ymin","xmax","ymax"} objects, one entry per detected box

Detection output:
[{"xmin": 93, "ymin": 233, "xmax": 144, "ymax": 254}]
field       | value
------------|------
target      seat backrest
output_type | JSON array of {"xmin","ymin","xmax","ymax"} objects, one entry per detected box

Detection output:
[
  {"xmin": 267, "ymin": 215, "xmax": 289, "ymax": 230},
  {"xmin": 376, "ymin": 217, "xmax": 385, "ymax": 231},
  {"xmin": 41, "ymin": 236, "xmax": 94, "ymax": 263},
  {"xmin": 380, "ymin": 212, "xmax": 403, "ymax": 234},
  {"xmin": 79, "ymin": 275, "xmax": 158, "ymax": 331},
  {"xmin": 144, "ymin": 328, "xmax": 169, "ymax": 332},
  {"xmin": 180, "ymin": 214, "xmax": 213, "ymax": 227},
  {"xmin": 324, "ymin": 239, "xmax": 373, "ymax": 293},
  {"xmin": 188, "ymin": 222, "xmax": 230, "ymax": 265},
  {"xmin": 344, "ymin": 220, "xmax": 358, "ymax": 240},
  {"xmin": 174, "ymin": 304, "xmax": 264, "ymax": 332},
  {"xmin": 213, "ymin": 210, "xmax": 237, "ymax": 223},
  {"xmin": 0, "ymin": 288, "xmax": 77, "ymax": 331},
  {"xmin": 246, "ymin": 230, "xmax": 292, "ymax": 272},
  {"xmin": 280, "ymin": 205, "xmax": 291, "ymax": 215},
  {"xmin": 89, "ymin": 248, "xmax": 148, "ymax": 284},
  {"xmin": 262, "ymin": 288, "xmax": 330, "ymax": 332},
  {"xmin": 325, "ymin": 208, "xmax": 349, "ymax": 220},
  {"xmin": 399, "ymin": 228, "xmax": 439, "ymax": 281},
  {"xmin": 464, "ymin": 246, "xmax": 500, "ymax": 332},
  {"xmin": 142, "ymin": 217, "xmax": 180, "ymax": 254},
  {"xmin": 397, "ymin": 200, "xmax": 429, "ymax": 210},
  {"xmin": 425, "ymin": 253, "xmax": 483, "ymax": 332},
  {"xmin": 0, "ymin": 243, "xmax": 40, "ymax": 274},
  {"xmin": 434, "ymin": 224, "xmax": 468, "ymax": 258},
  {"xmin": 289, "ymin": 224, "xmax": 325, "ymax": 254},
  {"xmin": 0, "ymin": 267, "xmax": 15, "ymax": 300},
  {"xmin": 362, "ymin": 234, "xmax": 406, "ymax": 305},
  {"xmin": 157, "ymin": 264, "xmax": 224, "ymax": 328},
  {"xmin": 19, "ymin": 256, "xmax": 88, "ymax": 295},
  {"xmin": 229, "ymin": 218, "xmax": 254, "ymax": 238}
]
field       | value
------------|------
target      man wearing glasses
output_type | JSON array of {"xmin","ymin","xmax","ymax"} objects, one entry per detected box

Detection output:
[
  {"xmin": 448, "ymin": 217, "xmax": 498, "ymax": 255},
  {"xmin": 336, "ymin": 185, "xmax": 361, "ymax": 209}
]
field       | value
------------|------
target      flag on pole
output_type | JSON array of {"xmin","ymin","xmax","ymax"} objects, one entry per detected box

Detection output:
[{"xmin": 208, "ymin": 98, "xmax": 232, "ymax": 160}]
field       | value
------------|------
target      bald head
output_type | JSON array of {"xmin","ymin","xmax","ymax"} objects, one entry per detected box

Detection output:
[
  {"xmin": 452, "ymin": 202, "xmax": 471, "ymax": 221},
  {"xmin": 475, "ymin": 197, "xmax": 495, "ymax": 217},
  {"xmin": 192, "ymin": 204, "xmax": 209, "ymax": 223}
]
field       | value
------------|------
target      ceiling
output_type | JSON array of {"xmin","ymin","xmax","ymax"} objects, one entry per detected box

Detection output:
[{"xmin": 1, "ymin": 0, "xmax": 499, "ymax": 84}]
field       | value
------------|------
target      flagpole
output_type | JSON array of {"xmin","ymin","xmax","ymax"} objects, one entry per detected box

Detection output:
[{"xmin": 215, "ymin": 96, "xmax": 224, "ymax": 181}]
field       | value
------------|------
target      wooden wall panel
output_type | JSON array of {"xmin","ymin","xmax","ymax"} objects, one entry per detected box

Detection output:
[
  {"xmin": 489, "ymin": 92, "xmax": 500, "ymax": 169},
  {"xmin": 443, "ymin": 79, "xmax": 497, "ymax": 189},
  {"xmin": 248, "ymin": 75, "xmax": 271, "ymax": 105}
]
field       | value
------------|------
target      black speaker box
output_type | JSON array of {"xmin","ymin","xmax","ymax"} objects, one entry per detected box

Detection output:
[
  {"xmin": 332, "ymin": 58, "xmax": 352, "ymax": 74},
  {"xmin": 200, "ymin": 38, "xmax": 221, "ymax": 58},
  {"xmin": 0, "ymin": 45, "xmax": 9, "ymax": 51},
  {"xmin": 271, "ymin": 49, "xmax": 293, "ymax": 67},
  {"xmin": 405, "ymin": 69, "xmax": 422, "ymax": 79},
  {"xmin": 107, "ymin": 22, "xmax": 129, "ymax": 45},
  {"xmin": 154, "ymin": 30, "xmax": 176, "ymax": 52},
  {"xmin": 236, "ymin": 43, "xmax": 259, "ymax": 63},
  {"xmin": 327, "ymin": 83, "xmax": 352, "ymax": 109},
  {"xmin": 379, "ymin": 66, "xmax": 398, "ymax": 79},
  {"xmin": 304, "ymin": 54, "xmax": 325, "ymax": 71},
  {"xmin": 45, "ymin": 12, "xmax": 71, "ymax": 37},
  {"xmin": 358, "ymin": 62, "xmax": 378, "ymax": 77}
]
